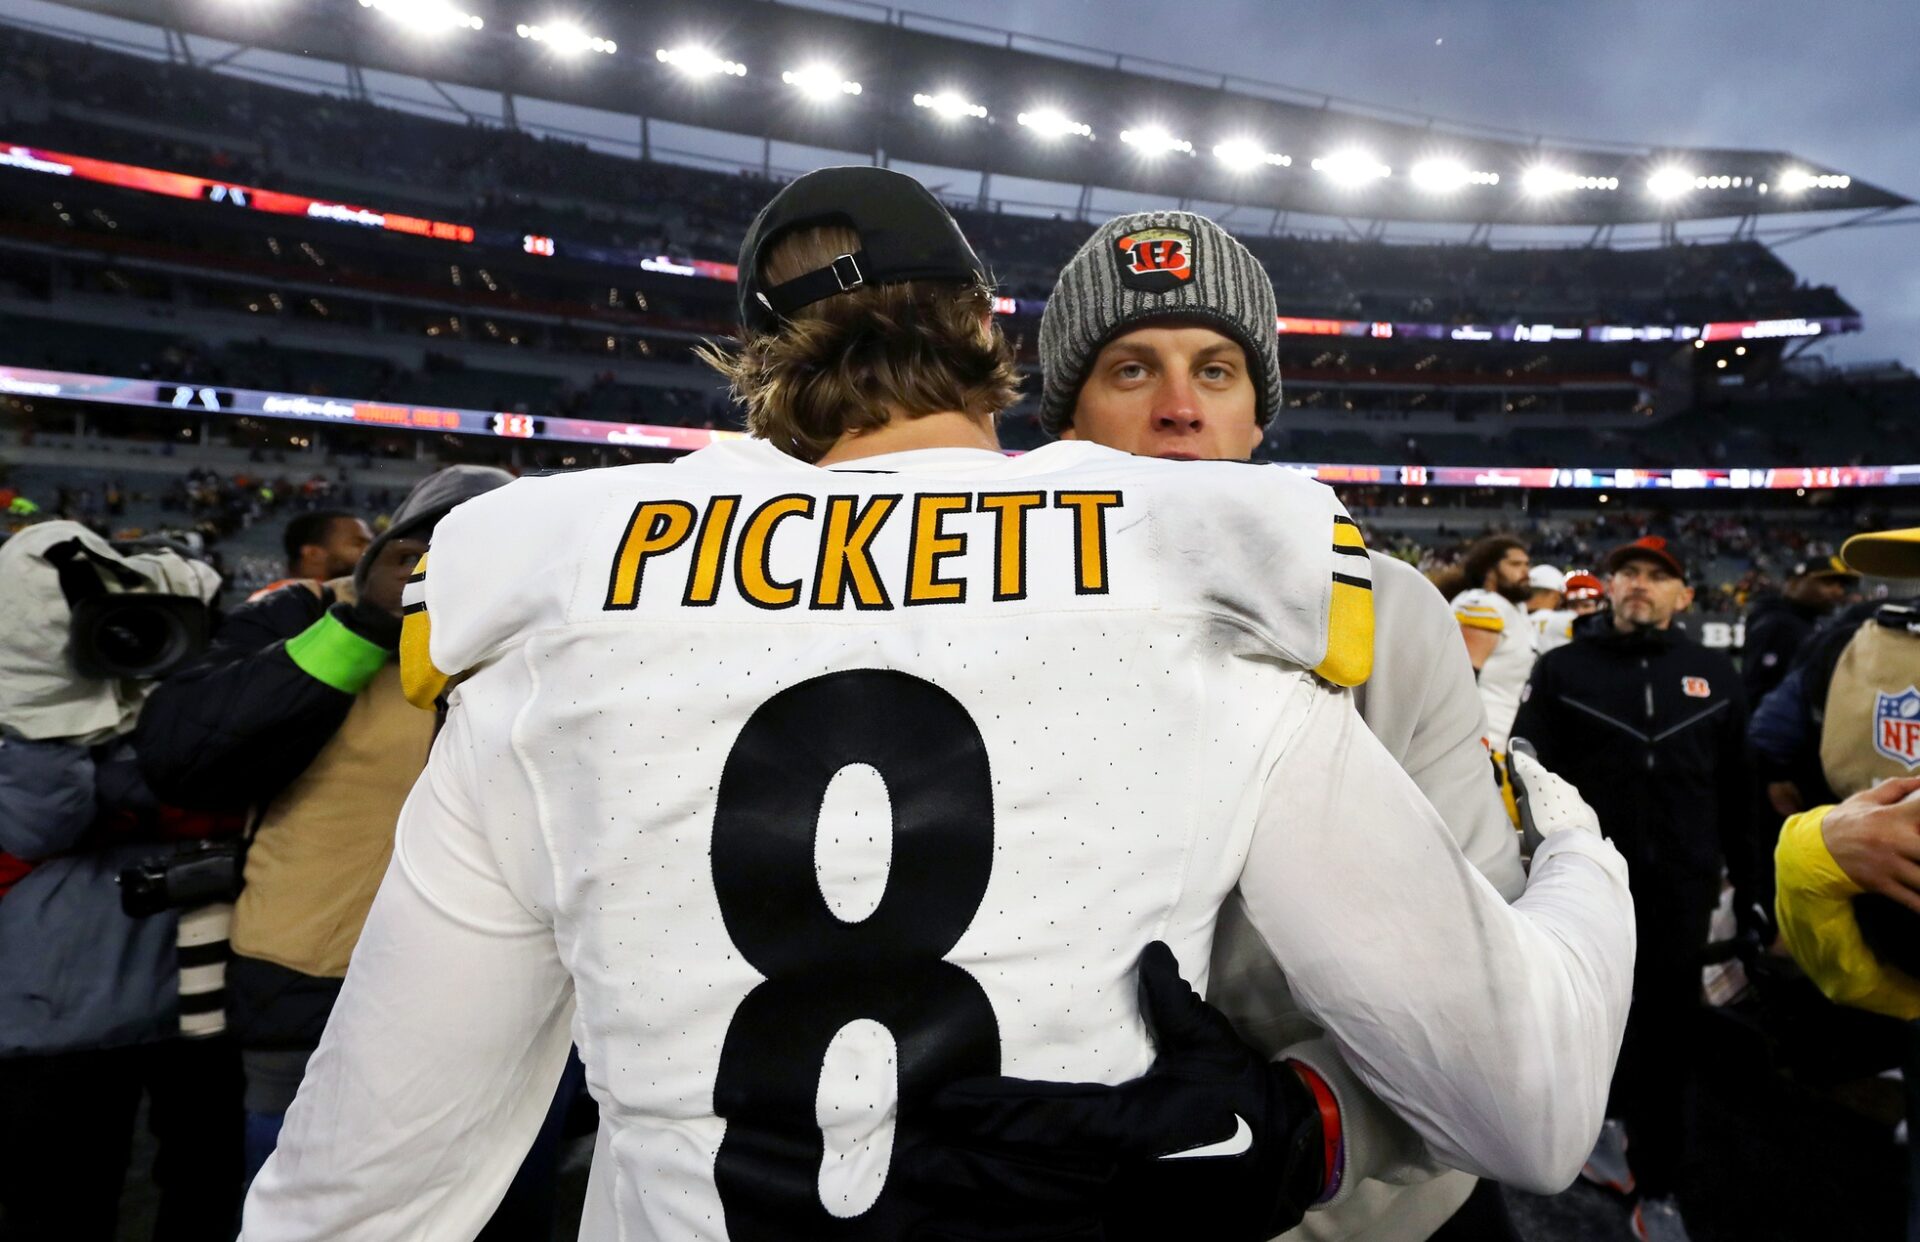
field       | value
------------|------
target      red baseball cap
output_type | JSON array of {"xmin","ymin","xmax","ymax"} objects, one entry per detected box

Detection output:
[
  {"xmin": 1605, "ymin": 535, "xmax": 1686, "ymax": 581},
  {"xmin": 1564, "ymin": 572, "xmax": 1604, "ymax": 601}
]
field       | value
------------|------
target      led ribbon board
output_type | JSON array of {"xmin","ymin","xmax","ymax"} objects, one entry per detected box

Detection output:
[
  {"xmin": 4, "ymin": 364, "xmax": 1911, "ymax": 489},
  {"xmin": 0, "ymin": 143, "xmax": 476, "ymax": 243}
]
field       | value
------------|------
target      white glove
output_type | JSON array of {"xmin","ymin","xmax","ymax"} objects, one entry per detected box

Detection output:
[{"xmin": 1507, "ymin": 745, "xmax": 1602, "ymax": 856}]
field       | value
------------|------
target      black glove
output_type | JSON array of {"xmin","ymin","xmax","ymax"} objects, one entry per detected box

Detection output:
[
  {"xmin": 904, "ymin": 941, "xmax": 1327, "ymax": 1242},
  {"xmin": 330, "ymin": 597, "xmax": 400, "ymax": 651}
]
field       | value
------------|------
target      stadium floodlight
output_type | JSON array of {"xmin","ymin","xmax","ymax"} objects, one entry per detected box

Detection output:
[
  {"xmin": 1120, "ymin": 127, "xmax": 1194, "ymax": 156},
  {"xmin": 357, "ymin": 0, "xmax": 482, "ymax": 33},
  {"xmin": 1410, "ymin": 159, "xmax": 1499, "ymax": 192},
  {"xmin": 1646, "ymin": 166, "xmax": 1695, "ymax": 199},
  {"xmin": 516, "ymin": 22, "xmax": 616, "ymax": 54},
  {"xmin": 1522, "ymin": 165, "xmax": 1570, "ymax": 196},
  {"xmin": 1017, "ymin": 109, "xmax": 1093, "ymax": 140},
  {"xmin": 1778, "ymin": 168, "xmax": 1850, "ymax": 193},
  {"xmin": 656, "ymin": 46, "xmax": 747, "ymax": 77},
  {"xmin": 1212, "ymin": 139, "xmax": 1290, "ymax": 171},
  {"xmin": 1521, "ymin": 166, "xmax": 1620, "ymax": 195},
  {"xmin": 913, "ymin": 91, "xmax": 988, "ymax": 120},
  {"xmin": 1311, "ymin": 149, "xmax": 1390, "ymax": 185},
  {"xmin": 782, "ymin": 66, "xmax": 862, "ymax": 99}
]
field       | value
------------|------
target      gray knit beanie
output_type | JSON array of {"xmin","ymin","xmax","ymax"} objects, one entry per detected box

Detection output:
[{"xmin": 1037, "ymin": 211, "xmax": 1282, "ymax": 438}]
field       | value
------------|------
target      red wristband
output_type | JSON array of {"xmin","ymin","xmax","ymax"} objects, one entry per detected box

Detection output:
[{"xmin": 1286, "ymin": 1059, "xmax": 1343, "ymax": 1204}]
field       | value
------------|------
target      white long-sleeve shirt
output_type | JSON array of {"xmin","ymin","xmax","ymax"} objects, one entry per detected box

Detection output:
[
  {"xmin": 242, "ymin": 441, "xmax": 1632, "ymax": 1241},
  {"xmin": 1217, "ymin": 551, "xmax": 1531, "ymax": 1242}
]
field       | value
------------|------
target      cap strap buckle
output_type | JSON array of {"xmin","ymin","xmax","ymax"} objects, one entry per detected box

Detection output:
[
  {"xmin": 758, "ymin": 248, "xmax": 873, "ymax": 319},
  {"xmin": 830, "ymin": 253, "xmax": 864, "ymax": 291}
]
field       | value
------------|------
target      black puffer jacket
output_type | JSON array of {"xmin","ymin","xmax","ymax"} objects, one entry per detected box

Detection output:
[
  {"xmin": 1512, "ymin": 618, "xmax": 1758, "ymax": 904},
  {"xmin": 133, "ymin": 462, "xmax": 514, "ymax": 810},
  {"xmin": 133, "ymin": 585, "xmax": 378, "ymax": 812},
  {"xmin": 1740, "ymin": 593, "xmax": 1825, "ymax": 702}
]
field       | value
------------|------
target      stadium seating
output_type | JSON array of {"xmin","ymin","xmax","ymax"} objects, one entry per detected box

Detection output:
[{"xmin": 0, "ymin": 23, "xmax": 1855, "ymax": 327}]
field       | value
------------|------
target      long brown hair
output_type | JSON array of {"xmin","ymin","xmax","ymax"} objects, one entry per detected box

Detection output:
[
  {"xmin": 698, "ymin": 224, "xmax": 1022, "ymax": 462},
  {"xmin": 1461, "ymin": 534, "xmax": 1527, "ymax": 592}
]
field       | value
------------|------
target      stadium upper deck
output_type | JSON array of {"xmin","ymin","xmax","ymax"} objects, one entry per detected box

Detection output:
[
  {"xmin": 0, "ymin": 19, "xmax": 1862, "ymax": 334},
  {"xmin": 38, "ymin": 0, "xmax": 1912, "ymax": 230},
  {"xmin": 0, "ymin": 8, "xmax": 1907, "ymax": 493}
]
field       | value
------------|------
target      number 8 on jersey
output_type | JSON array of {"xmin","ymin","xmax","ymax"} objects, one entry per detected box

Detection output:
[{"xmin": 711, "ymin": 669, "xmax": 1000, "ymax": 1237}]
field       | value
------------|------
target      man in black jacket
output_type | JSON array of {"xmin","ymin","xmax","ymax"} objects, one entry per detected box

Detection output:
[
  {"xmin": 1740, "ymin": 556, "xmax": 1856, "ymax": 703},
  {"xmin": 1512, "ymin": 534, "xmax": 1757, "ymax": 1242}
]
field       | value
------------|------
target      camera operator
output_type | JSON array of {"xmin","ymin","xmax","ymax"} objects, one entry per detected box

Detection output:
[
  {"xmin": 0, "ymin": 520, "xmax": 241, "ymax": 1242},
  {"xmin": 130, "ymin": 465, "xmax": 578, "ymax": 1239}
]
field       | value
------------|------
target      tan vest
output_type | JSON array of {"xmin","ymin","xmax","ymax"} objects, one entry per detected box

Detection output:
[
  {"xmin": 230, "ymin": 585, "xmax": 435, "ymax": 978},
  {"xmin": 1820, "ymin": 620, "xmax": 1920, "ymax": 799}
]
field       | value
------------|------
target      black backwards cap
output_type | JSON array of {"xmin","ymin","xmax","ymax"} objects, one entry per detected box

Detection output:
[{"xmin": 735, "ymin": 166, "xmax": 990, "ymax": 334}]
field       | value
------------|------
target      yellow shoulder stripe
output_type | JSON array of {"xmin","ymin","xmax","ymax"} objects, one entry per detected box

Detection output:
[
  {"xmin": 1315, "ymin": 517, "xmax": 1374, "ymax": 687},
  {"xmin": 1456, "ymin": 612, "xmax": 1505, "ymax": 634},
  {"xmin": 399, "ymin": 553, "xmax": 450, "ymax": 711},
  {"xmin": 1315, "ymin": 577, "xmax": 1374, "ymax": 686}
]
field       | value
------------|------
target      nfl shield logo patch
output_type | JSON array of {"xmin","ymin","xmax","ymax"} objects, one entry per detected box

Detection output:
[{"xmin": 1873, "ymin": 687, "xmax": 1920, "ymax": 770}]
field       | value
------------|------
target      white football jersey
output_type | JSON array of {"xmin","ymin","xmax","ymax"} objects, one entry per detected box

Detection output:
[
  {"xmin": 1530, "ymin": 607, "xmax": 1578, "ymax": 655},
  {"xmin": 242, "ymin": 440, "xmax": 1631, "ymax": 1241},
  {"xmin": 1452, "ymin": 588, "xmax": 1537, "ymax": 749}
]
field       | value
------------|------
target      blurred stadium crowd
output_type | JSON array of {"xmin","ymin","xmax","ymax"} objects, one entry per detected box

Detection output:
[{"xmin": 0, "ymin": 457, "xmax": 1888, "ymax": 618}]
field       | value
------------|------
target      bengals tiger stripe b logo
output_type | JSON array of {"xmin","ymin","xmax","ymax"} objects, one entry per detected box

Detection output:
[{"xmin": 1113, "ymin": 227, "xmax": 1194, "ymax": 292}]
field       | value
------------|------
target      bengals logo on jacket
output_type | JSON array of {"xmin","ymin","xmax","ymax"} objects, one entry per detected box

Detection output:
[{"xmin": 1113, "ymin": 227, "xmax": 1194, "ymax": 293}]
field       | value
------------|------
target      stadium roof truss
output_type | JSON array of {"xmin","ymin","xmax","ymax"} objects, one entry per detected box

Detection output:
[{"xmin": 27, "ymin": 0, "xmax": 1920, "ymax": 243}]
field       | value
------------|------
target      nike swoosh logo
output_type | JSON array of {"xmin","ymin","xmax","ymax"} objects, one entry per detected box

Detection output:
[{"xmin": 1157, "ymin": 1114, "xmax": 1253, "ymax": 1160}]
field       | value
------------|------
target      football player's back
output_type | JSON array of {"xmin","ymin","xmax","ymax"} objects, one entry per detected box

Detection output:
[
  {"xmin": 242, "ymin": 168, "xmax": 1632, "ymax": 1242},
  {"xmin": 409, "ymin": 438, "xmax": 1365, "ymax": 1238}
]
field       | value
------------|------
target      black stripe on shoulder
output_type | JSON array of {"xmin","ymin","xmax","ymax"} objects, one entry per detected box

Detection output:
[
  {"xmin": 1331, "ymin": 543, "xmax": 1369, "ymax": 557},
  {"xmin": 177, "ymin": 990, "xmax": 227, "ymax": 1015},
  {"xmin": 406, "ymin": 570, "xmax": 427, "ymax": 584},
  {"xmin": 402, "ymin": 601, "xmax": 428, "ymax": 616},
  {"xmin": 1332, "ymin": 515, "xmax": 1359, "ymax": 528},
  {"xmin": 1331, "ymin": 571, "xmax": 1373, "ymax": 590},
  {"xmin": 178, "ymin": 941, "xmax": 228, "ymax": 969}
]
